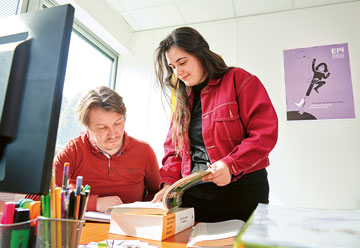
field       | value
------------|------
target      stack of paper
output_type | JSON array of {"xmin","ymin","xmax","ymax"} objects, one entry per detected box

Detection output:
[
  {"xmin": 187, "ymin": 219, "xmax": 245, "ymax": 247},
  {"xmin": 237, "ymin": 203, "xmax": 360, "ymax": 248}
]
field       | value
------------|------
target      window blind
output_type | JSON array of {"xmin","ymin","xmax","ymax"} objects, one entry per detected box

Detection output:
[{"xmin": 0, "ymin": 0, "xmax": 21, "ymax": 18}]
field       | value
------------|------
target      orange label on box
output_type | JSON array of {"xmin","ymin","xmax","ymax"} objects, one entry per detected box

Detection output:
[{"xmin": 161, "ymin": 212, "xmax": 176, "ymax": 240}]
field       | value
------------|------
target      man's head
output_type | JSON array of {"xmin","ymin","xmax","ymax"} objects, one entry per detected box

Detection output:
[{"xmin": 77, "ymin": 86, "xmax": 126, "ymax": 155}]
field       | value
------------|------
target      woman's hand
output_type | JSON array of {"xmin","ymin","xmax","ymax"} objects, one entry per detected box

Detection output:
[
  {"xmin": 202, "ymin": 161, "xmax": 232, "ymax": 186},
  {"xmin": 151, "ymin": 184, "xmax": 171, "ymax": 202},
  {"xmin": 96, "ymin": 196, "xmax": 123, "ymax": 213}
]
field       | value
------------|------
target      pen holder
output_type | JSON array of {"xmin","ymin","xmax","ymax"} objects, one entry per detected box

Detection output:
[
  {"xmin": 35, "ymin": 217, "xmax": 85, "ymax": 248},
  {"xmin": 0, "ymin": 219, "xmax": 37, "ymax": 248}
]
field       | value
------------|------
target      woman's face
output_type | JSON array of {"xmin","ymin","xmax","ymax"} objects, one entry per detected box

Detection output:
[{"xmin": 165, "ymin": 46, "xmax": 208, "ymax": 87}]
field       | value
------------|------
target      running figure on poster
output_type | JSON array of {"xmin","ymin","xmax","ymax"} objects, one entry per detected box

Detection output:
[{"xmin": 296, "ymin": 58, "xmax": 331, "ymax": 114}]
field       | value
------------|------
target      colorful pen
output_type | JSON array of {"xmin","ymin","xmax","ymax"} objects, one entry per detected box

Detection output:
[
  {"xmin": 78, "ymin": 192, "xmax": 87, "ymax": 219},
  {"xmin": 0, "ymin": 202, "xmax": 15, "ymax": 224},
  {"xmin": 62, "ymin": 162, "xmax": 69, "ymax": 191},
  {"xmin": 75, "ymin": 176, "xmax": 83, "ymax": 196},
  {"xmin": 13, "ymin": 208, "xmax": 30, "ymax": 223},
  {"xmin": 50, "ymin": 169, "xmax": 56, "ymax": 218},
  {"xmin": 68, "ymin": 191, "xmax": 76, "ymax": 219},
  {"xmin": 29, "ymin": 201, "xmax": 41, "ymax": 220}
]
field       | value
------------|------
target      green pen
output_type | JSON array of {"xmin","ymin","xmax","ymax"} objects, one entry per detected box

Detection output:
[
  {"xmin": 82, "ymin": 184, "xmax": 91, "ymax": 194},
  {"xmin": 44, "ymin": 194, "xmax": 51, "ymax": 218}
]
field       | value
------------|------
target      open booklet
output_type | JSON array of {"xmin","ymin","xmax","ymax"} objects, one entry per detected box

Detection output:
[
  {"xmin": 83, "ymin": 211, "xmax": 111, "ymax": 223},
  {"xmin": 107, "ymin": 169, "xmax": 211, "ymax": 215}
]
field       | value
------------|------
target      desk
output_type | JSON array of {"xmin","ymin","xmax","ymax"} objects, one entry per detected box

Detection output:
[{"xmin": 80, "ymin": 221, "xmax": 192, "ymax": 248}]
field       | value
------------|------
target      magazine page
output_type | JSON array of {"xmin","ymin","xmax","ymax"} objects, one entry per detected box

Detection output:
[{"xmin": 162, "ymin": 169, "xmax": 211, "ymax": 210}]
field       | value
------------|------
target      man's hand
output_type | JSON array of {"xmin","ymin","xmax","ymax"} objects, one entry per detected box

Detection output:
[
  {"xmin": 96, "ymin": 196, "xmax": 123, "ymax": 213},
  {"xmin": 151, "ymin": 184, "xmax": 171, "ymax": 203},
  {"xmin": 202, "ymin": 161, "xmax": 232, "ymax": 186}
]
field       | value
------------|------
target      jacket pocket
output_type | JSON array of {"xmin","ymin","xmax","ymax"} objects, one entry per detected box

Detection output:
[{"xmin": 214, "ymin": 103, "xmax": 244, "ymax": 142}]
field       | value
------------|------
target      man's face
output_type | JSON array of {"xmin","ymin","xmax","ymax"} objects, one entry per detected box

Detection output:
[{"xmin": 88, "ymin": 106, "xmax": 125, "ymax": 155}]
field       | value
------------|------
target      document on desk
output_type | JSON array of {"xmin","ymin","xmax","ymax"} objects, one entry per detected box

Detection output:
[
  {"xmin": 83, "ymin": 211, "xmax": 110, "ymax": 223},
  {"xmin": 78, "ymin": 239, "xmax": 159, "ymax": 247},
  {"xmin": 238, "ymin": 203, "xmax": 360, "ymax": 248},
  {"xmin": 187, "ymin": 219, "xmax": 244, "ymax": 247}
]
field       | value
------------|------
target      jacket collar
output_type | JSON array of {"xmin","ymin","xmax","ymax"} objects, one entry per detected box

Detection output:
[
  {"xmin": 208, "ymin": 77, "xmax": 222, "ymax": 86},
  {"xmin": 187, "ymin": 77, "xmax": 221, "ymax": 101}
]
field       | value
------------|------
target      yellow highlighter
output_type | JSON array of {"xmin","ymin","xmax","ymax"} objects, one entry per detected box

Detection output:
[{"xmin": 55, "ymin": 187, "xmax": 62, "ymax": 247}]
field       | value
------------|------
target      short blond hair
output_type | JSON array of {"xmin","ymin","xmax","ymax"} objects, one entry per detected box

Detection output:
[{"xmin": 76, "ymin": 86, "xmax": 126, "ymax": 127}]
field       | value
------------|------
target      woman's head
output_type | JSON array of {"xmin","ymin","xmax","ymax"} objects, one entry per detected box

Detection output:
[
  {"xmin": 165, "ymin": 46, "xmax": 207, "ymax": 87},
  {"xmin": 154, "ymin": 27, "xmax": 229, "ymax": 90}
]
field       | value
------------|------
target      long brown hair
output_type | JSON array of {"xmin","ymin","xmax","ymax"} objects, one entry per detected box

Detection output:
[{"xmin": 154, "ymin": 27, "xmax": 231, "ymax": 154}]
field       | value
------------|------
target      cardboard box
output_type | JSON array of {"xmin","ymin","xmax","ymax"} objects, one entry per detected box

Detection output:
[{"xmin": 109, "ymin": 207, "xmax": 194, "ymax": 241}]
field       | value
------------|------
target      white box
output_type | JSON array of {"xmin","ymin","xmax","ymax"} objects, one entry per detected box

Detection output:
[{"xmin": 109, "ymin": 207, "xmax": 194, "ymax": 241}]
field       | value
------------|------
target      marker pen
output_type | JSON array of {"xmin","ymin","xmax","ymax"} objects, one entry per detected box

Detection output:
[
  {"xmin": 75, "ymin": 176, "xmax": 83, "ymax": 196},
  {"xmin": 1, "ymin": 202, "xmax": 15, "ymax": 224}
]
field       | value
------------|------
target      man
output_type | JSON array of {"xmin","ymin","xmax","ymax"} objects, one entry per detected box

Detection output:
[{"xmin": 54, "ymin": 86, "xmax": 161, "ymax": 212}]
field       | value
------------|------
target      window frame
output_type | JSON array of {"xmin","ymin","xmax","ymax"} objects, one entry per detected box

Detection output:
[
  {"xmin": 19, "ymin": 0, "xmax": 119, "ymax": 147},
  {"xmin": 23, "ymin": 0, "xmax": 119, "ymax": 89}
]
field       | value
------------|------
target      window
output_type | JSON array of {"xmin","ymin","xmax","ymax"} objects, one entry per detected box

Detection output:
[
  {"xmin": 1, "ymin": 0, "xmax": 118, "ymax": 147},
  {"xmin": 0, "ymin": 0, "xmax": 21, "ymax": 17},
  {"xmin": 39, "ymin": 1, "xmax": 118, "ymax": 147},
  {"xmin": 56, "ymin": 30, "xmax": 117, "ymax": 147}
]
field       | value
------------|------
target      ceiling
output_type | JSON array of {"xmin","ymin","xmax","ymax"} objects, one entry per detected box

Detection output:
[{"xmin": 105, "ymin": 0, "xmax": 357, "ymax": 32}]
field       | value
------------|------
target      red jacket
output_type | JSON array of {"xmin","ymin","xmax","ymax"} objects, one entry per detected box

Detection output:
[
  {"xmin": 54, "ymin": 131, "xmax": 161, "ymax": 211},
  {"xmin": 160, "ymin": 68, "xmax": 278, "ymax": 185}
]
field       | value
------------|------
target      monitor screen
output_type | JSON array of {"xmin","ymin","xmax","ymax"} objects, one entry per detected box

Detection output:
[{"xmin": 0, "ymin": 5, "xmax": 74, "ymax": 194}]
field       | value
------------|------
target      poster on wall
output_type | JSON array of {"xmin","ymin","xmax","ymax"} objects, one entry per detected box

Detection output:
[{"xmin": 283, "ymin": 43, "xmax": 355, "ymax": 121}]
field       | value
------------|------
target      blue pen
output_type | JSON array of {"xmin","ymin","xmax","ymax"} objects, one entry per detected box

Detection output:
[{"xmin": 75, "ymin": 176, "xmax": 83, "ymax": 196}]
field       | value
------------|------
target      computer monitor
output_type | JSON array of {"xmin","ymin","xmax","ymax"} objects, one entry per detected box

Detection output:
[{"xmin": 0, "ymin": 5, "xmax": 74, "ymax": 194}]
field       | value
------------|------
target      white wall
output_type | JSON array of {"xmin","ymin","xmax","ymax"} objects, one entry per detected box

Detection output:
[
  {"xmin": 57, "ymin": 0, "xmax": 133, "ymax": 53},
  {"xmin": 116, "ymin": 2, "xmax": 360, "ymax": 209}
]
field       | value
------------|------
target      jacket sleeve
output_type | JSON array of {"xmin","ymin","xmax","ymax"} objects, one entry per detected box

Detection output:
[
  {"xmin": 143, "ymin": 144, "xmax": 162, "ymax": 200},
  {"xmin": 221, "ymin": 75, "xmax": 278, "ymax": 177},
  {"xmin": 159, "ymin": 121, "xmax": 183, "ymax": 186}
]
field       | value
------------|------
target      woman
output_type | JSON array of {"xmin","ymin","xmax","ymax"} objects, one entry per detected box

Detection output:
[{"xmin": 152, "ymin": 27, "xmax": 278, "ymax": 222}]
